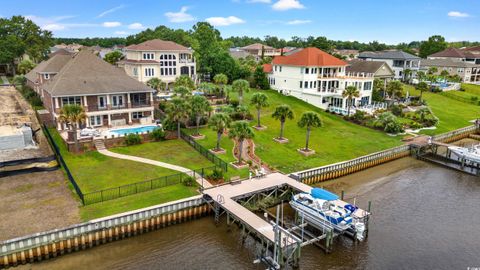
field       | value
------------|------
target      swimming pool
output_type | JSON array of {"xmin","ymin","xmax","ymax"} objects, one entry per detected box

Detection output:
[{"xmin": 109, "ymin": 125, "xmax": 159, "ymax": 136}]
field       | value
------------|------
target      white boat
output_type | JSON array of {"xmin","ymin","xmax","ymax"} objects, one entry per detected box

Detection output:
[
  {"xmin": 290, "ymin": 188, "xmax": 368, "ymax": 241},
  {"xmin": 448, "ymin": 145, "xmax": 480, "ymax": 163}
]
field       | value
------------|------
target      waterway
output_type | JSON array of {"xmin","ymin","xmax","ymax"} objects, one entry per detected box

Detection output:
[{"xmin": 21, "ymin": 146, "xmax": 480, "ymax": 269}]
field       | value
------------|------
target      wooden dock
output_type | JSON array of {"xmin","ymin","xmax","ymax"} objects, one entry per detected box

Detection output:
[{"xmin": 202, "ymin": 172, "xmax": 368, "ymax": 247}]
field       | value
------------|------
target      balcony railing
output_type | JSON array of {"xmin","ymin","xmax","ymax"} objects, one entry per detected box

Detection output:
[
  {"xmin": 131, "ymin": 101, "xmax": 151, "ymax": 108},
  {"xmin": 179, "ymin": 59, "xmax": 194, "ymax": 63}
]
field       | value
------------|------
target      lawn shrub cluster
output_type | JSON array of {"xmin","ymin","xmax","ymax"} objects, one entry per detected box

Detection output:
[
  {"xmin": 150, "ymin": 128, "xmax": 165, "ymax": 141},
  {"xmin": 125, "ymin": 133, "xmax": 142, "ymax": 145},
  {"xmin": 206, "ymin": 168, "xmax": 224, "ymax": 181},
  {"xmin": 182, "ymin": 176, "xmax": 195, "ymax": 186}
]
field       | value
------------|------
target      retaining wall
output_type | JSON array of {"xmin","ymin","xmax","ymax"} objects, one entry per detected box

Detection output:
[
  {"xmin": 291, "ymin": 125, "xmax": 478, "ymax": 184},
  {"xmin": 0, "ymin": 195, "xmax": 209, "ymax": 268}
]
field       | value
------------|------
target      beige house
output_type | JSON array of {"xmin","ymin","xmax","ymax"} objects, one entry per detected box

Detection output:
[
  {"xmin": 346, "ymin": 60, "xmax": 395, "ymax": 86},
  {"xmin": 121, "ymin": 39, "xmax": 196, "ymax": 86},
  {"xmin": 420, "ymin": 58, "xmax": 480, "ymax": 84},
  {"xmin": 27, "ymin": 50, "xmax": 155, "ymax": 130},
  {"xmin": 241, "ymin": 43, "xmax": 281, "ymax": 57}
]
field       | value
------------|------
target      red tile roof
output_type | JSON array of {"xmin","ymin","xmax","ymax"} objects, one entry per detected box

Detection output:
[
  {"xmin": 272, "ymin": 47, "xmax": 347, "ymax": 67},
  {"xmin": 262, "ymin": 63, "xmax": 272, "ymax": 73},
  {"xmin": 126, "ymin": 39, "xmax": 190, "ymax": 51}
]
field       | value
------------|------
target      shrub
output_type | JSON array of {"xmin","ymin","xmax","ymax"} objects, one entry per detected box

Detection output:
[
  {"xmin": 350, "ymin": 110, "xmax": 368, "ymax": 123},
  {"xmin": 182, "ymin": 176, "xmax": 195, "ymax": 186},
  {"xmin": 384, "ymin": 120, "xmax": 404, "ymax": 134},
  {"xmin": 150, "ymin": 128, "xmax": 165, "ymax": 141},
  {"xmin": 229, "ymin": 99, "xmax": 239, "ymax": 108},
  {"xmin": 390, "ymin": 104, "xmax": 403, "ymax": 117},
  {"xmin": 431, "ymin": 86, "xmax": 442, "ymax": 93},
  {"xmin": 206, "ymin": 168, "xmax": 224, "ymax": 181},
  {"xmin": 374, "ymin": 112, "xmax": 404, "ymax": 134},
  {"xmin": 125, "ymin": 133, "xmax": 141, "ymax": 145}
]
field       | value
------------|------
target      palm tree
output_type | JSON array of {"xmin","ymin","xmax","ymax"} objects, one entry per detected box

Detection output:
[
  {"xmin": 209, "ymin": 113, "xmax": 231, "ymax": 151},
  {"xmin": 166, "ymin": 97, "xmax": 190, "ymax": 138},
  {"xmin": 147, "ymin": 78, "xmax": 163, "ymax": 91},
  {"xmin": 297, "ymin": 112, "xmax": 323, "ymax": 152},
  {"xmin": 386, "ymin": 80, "xmax": 403, "ymax": 100},
  {"xmin": 427, "ymin": 67, "xmax": 438, "ymax": 75},
  {"xmin": 271, "ymin": 104, "xmax": 294, "ymax": 140},
  {"xmin": 213, "ymin": 73, "xmax": 228, "ymax": 97},
  {"xmin": 232, "ymin": 79, "xmax": 250, "ymax": 104},
  {"xmin": 190, "ymin": 95, "xmax": 211, "ymax": 136},
  {"xmin": 416, "ymin": 81, "xmax": 429, "ymax": 101},
  {"xmin": 173, "ymin": 85, "xmax": 191, "ymax": 97},
  {"xmin": 342, "ymin": 86, "xmax": 360, "ymax": 115},
  {"xmin": 417, "ymin": 71, "xmax": 426, "ymax": 82},
  {"xmin": 58, "ymin": 104, "xmax": 86, "ymax": 152},
  {"xmin": 403, "ymin": 68, "xmax": 412, "ymax": 82},
  {"xmin": 250, "ymin": 92, "xmax": 269, "ymax": 128},
  {"xmin": 228, "ymin": 121, "xmax": 254, "ymax": 164},
  {"xmin": 174, "ymin": 75, "xmax": 195, "ymax": 90},
  {"xmin": 440, "ymin": 70, "xmax": 450, "ymax": 79}
]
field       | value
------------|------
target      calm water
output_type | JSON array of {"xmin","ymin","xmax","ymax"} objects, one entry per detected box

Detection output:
[{"xmin": 21, "ymin": 155, "xmax": 480, "ymax": 270}]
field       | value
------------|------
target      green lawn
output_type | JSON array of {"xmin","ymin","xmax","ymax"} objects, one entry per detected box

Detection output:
[
  {"xmin": 110, "ymin": 140, "xmax": 214, "ymax": 170},
  {"xmin": 193, "ymin": 89, "xmax": 402, "ymax": 173},
  {"xmin": 462, "ymin": 83, "xmax": 480, "ymax": 96},
  {"xmin": 49, "ymin": 129, "xmax": 178, "ymax": 192},
  {"xmin": 79, "ymin": 183, "xmax": 198, "ymax": 221},
  {"xmin": 403, "ymin": 84, "xmax": 480, "ymax": 134},
  {"xmin": 49, "ymin": 128, "xmax": 202, "ymax": 221}
]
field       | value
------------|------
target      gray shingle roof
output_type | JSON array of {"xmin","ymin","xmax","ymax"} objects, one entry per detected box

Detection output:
[
  {"xmin": 358, "ymin": 50, "xmax": 420, "ymax": 60},
  {"xmin": 42, "ymin": 50, "xmax": 154, "ymax": 96},
  {"xmin": 420, "ymin": 58, "xmax": 479, "ymax": 68},
  {"xmin": 346, "ymin": 60, "xmax": 390, "ymax": 74},
  {"xmin": 25, "ymin": 54, "xmax": 73, "ymax": 83}
]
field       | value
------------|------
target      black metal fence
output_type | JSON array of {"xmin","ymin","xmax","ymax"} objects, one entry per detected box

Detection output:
[
  {"xmin": 83, "ymin": 165, "xmax": 218, "ymax": 205},
  {"xmin": 180, "ymin": 130, "xmax": 228, "ymax": 172},
  {"xmin": 42, "ymin": 125, "xmax": 85, "ymax": 205}
]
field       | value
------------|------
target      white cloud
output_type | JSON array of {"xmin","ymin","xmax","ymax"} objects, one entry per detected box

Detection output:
[
  {"xmin": 447, "ymin": 11, "xmax": 469, "ymax": 18},
  {"xmin": 102, "ymin": 21, "xmax": 121, "ymax": 27},
  {"xmin": 128, "ymin": 22, "xmax": 146, "ymax": 30},
  {"xmin": 97, "ymin": 4, "xmax": 126, "ymax": 18},
  {"xmin": 165, "ymin": 6, "xmax": 195, "ymax": 23},
  {"xmin": 286, "ymin": 19, "xmax": 311, "ymax": 25},
  {"xmin": 114, "ymin": 31, "xmax": 129, "ymax": 35},
  {"xmin": 247, "ymin": 0, "xmax": 271, "ymax": 3},
  {"xmin": 43, "ymin": 24, "xmax": 66, "ymax": 31},
  {"xmin": 272, "ymin": 0, "xmax": 304, "ymax": 11},
  {"xmin": 205, "ymin": 16, "xmax": 245, "ymax": 26}
]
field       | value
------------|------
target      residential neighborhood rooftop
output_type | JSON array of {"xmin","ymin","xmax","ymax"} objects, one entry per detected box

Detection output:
[
  {"xmin": 428, "ymin": 47, "xmax": 477, "ymax": 59},
  {"xmin": 358, "ymin": 50, "xmax": 420, "ymax": 60},
  {"xmin": 420, "ymin": 58, "xmax": 479, "ymax": 68},
  {"xmin": 272, "ymin": 47, "xmax": 347, "ymax": 67},
  {"xmin": 42, "ymin": 50, "xmax": 154, "ymax": 96},
  {"xmin": 346, "ymin": 59, "xmax": 390, "ymax": 74},
  {"xmin": 241, "ymin": 43, "xmax": 275, "ymax": 50},
  {"xmin": 126, "ymin": 39, "xmax": 190, "ymax": 51}
]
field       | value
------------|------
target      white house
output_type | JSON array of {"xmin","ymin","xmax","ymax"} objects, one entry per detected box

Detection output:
[
  {"xmin": 266, "ymin": 47, "xmax": 374, "ymax": 114},
  {"xmin": 358, "ymin": 50, "xmax": 420, "ymax": 80},
  {"xmin": 121, "ymin": 39, "xmax": 196, "ymax": 87}
]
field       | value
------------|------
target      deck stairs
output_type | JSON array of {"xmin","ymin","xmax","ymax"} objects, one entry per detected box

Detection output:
[{"xmin": 94, "ymin": 139, "xmax": 106, "ymax": 150}]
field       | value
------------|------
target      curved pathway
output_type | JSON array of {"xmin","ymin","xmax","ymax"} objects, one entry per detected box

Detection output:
[{"xmin": 96, "ymin": 143, "xmax": 212, "ymax": 188}]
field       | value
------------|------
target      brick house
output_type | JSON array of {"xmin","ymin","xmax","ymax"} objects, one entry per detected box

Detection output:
[{"xmin": 29, "ymin": 50, "xmax": 155, "ymax": 130}]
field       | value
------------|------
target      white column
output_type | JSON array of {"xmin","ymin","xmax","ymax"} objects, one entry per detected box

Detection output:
[
  {"xmin": 127, "ymin": 93, "xmax": 131, "ymax": 107},
  {"xmin": 106, "ymin": 94, "xmax": 111, "ymax": 109},
  {"xmin": 83, "ymin": 96, "xmax": 88, "ymax": 111},
  {"xmin": 150, "ymin": 92, "xmax": 154, "ymax": 102},
  {"xmin": 128, "ymin": 112, "xmax": 132, "ymax": 124},
  {"xmin": 151, "ymin": 109, "xmax": 154, "ymax": 123},
  {"xmin": 108, "ymin": 114, "xmax": 112, "ymax": 127},
  {"xmin": 55, "ymin": 97, "xmax": 60, "ymax": 109},
  {"xmin": 86, "ymin": 115, "xmax": 90, "ymax": 127}
]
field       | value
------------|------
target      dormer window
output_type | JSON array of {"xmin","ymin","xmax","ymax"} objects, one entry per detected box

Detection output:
[
  {"xmin": 143, "ymin": 53, "xmax": 154, "ymax": 60},
  {"xmin": 44, "ymin": 74, "xmax": 50, "ymax": 79}
]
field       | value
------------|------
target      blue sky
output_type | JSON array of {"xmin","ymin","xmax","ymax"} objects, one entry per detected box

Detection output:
[{"xmin": 2, "ymin": 0, "xmax": 479, "ymax": 44}]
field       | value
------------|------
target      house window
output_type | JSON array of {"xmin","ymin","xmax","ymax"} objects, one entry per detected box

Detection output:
[
  {"xmin": 131, "ymin": 93, "xmax": 147, "ymax": 105},
  {"xmin": 191, "ymin": 66, "xmax": 195, "ymax": 75},
  {"xmin": 133, "ymin": 67, "xmax": 138, "ymax": 76},
  {"xmin": 299, "ymin": 81, "xmax": 303, "ymax": 88},
  {"xmin": 132, "ymin": 112, "xmax": 144, "ymax": 119},
  {"xmin": 89, "ymin": 115, "xmax": 102, "ymax": 127},
  {"xmin": 111, "ymin": 95, "xmax": 124, "ymax": 108},
  {"xmin": 304, "ymin": 81, "xmax": 308, "ymax": 88},
  {"xmin": 305, "ymin": 68, "xmax": 309, "ymax": 74},
  {"xmin": 363, "ymin": 81, "xmax": 372, "ymax": 91},
  {"xmin": 142, "ymin": 53, "xmax": 154, "ymax": 60},
  {"xmin": 145, "ymin": 68, "xmax": 155, "ymax": 77},
  {"xmin": 61, "ymin": 96, "xmax": 81, "ymax": 106},
  {"xmin": 98, "ymin": 96, "xmax": 106, "ymax": 108},
  {"xmin": 279, "ymin": 66, "xmax": 282, "ymax": 72},
  {"xmin": 310, "ymin": 81, "xmax": 313, "ymax": 88},
  {"xmin": 44, "ymin": 74, "xmax": 50, "ymax": 79}
]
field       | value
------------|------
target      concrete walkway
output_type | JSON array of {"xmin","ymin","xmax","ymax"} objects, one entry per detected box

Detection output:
[{"xmin": 97, "ymin": 148, "xmax": 213, "ymax": 188}]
